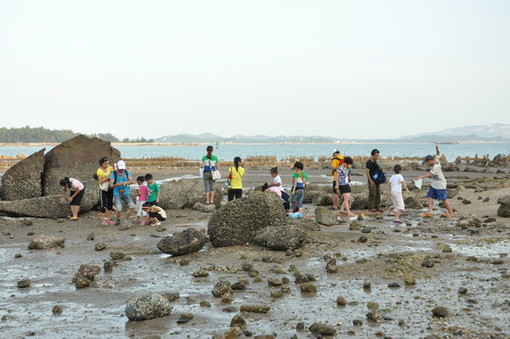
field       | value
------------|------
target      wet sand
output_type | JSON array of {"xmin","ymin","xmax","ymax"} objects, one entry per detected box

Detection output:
[{"xmin": 1, "ymin": 167, "xmax": 509, "ymax": 338}]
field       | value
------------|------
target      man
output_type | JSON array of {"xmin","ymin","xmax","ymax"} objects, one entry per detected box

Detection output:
[
  {"xmin": 365, "ymin": 149, "xmax": 384, "ymax": 212},
  {"xmin": 330, "ymin": 149, "xmax": 344, "ymax": 210},
  {"xmin": 109, "ymin": 160, "xmax": 135, "ymax": 227}
]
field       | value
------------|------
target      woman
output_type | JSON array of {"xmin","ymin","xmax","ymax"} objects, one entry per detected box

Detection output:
[
  {"xmin": 60, "ymin": 177, "xmax": 85, "ymax": 220},
  {"xmin": 96, "ymin": 157, "xmax": 115, "ymax": 225},
  {"xmin": 227, "ymin": 157, "xmax": 244, "ymax": 201},
  {"xmin": 201, "ymin": 145, "xmax": 220, "ymax": 205}
]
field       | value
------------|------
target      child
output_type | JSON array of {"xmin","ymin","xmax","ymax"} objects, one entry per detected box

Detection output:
[
  {"xmin": 268, "ymin": 167, "xmax": 291, "ymax": 207},
  {"xmin": 59, "ymin": 177, "xmax": 85, "ymax": 220},
  {"xmin": 142, "ymin": 202, "xmax": 167, "ymax": 227},
  {"xmin": 388, "ymin": 164, "xmax": 410, "ymax": 223},
  {"xmin": 290, "ymin": 161, "xmax": 309, "ymax": 214},
  {"xmin": 134, "ymin": 176, "xmax": 148, "ymax": 224},
  {"xmin": 145, "ymin": 173, "xmax": 160, "ymax": 206},
  {"xmin": 415, "ymin": 145, "xmax": 454, "ymax": 218},
  {"xmin": 330, "ymin": 149, "xmax": 345, "ymax": 210},
  {"xmin": 335, "ymin": 157, "xmax": 356, "ymax": 217}
]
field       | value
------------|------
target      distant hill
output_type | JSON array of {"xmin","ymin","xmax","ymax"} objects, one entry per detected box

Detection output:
[
  {"xmin": 399, "ymin": 123, "xmax": 510, "ymax": 142},
  {"xmin": 0, "ymin": 126, "xmax": 140, "ymax": 143},
  {"xmin": 155, "ymin": 134, "xmax": 338, "ymax": 144}
]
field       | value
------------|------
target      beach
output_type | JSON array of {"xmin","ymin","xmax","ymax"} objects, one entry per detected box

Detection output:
[{"xmin": 1, "ymin": 163, "xmax": 509, "ymax": 338}]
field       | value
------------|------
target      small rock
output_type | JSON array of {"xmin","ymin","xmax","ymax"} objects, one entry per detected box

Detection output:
[
  {"xmin": 336, "ymin": 296, "xmax": 347, "ymax": 306},
  {"xmin": 176, "ymin": 312, "xmax": 193, "ymax": 324},
  {"xmin": 432, "ymin": 306, "xmax": 449, "ymax": 318},
  {"xmin": 231, "ymin": 281, "xmax": 248, "ymax": 291},
  {"xmin": 240, "ymin": 305, "xmax": 271, "ymax": 314},
  {"xmin": 299, "ymin": 282, "xmax": 317, "ymax": 293},
  {"xmin": 363, "ymin": 281, "xmax": 372, "ymax": 290},
  {"xmin": 52, "ymin": 305, "xmax": 63, "ymax": 315},
  {"xmin": 193, "ymin": 269, "xmax": 209, "ymax": 278},
  {"xmin": 458, "ymin": 287, "xmax": 467, "ymax": 295},
  {"xmin": 110, "ymin": 252, "xmax": 125, "ymax": 260},
  {"xmin": 212, "ymin": 280, "xmax": 231, "ymax": 297},
  {"xmin": 86, "ymin": 232, "xmax": 95, "ymax": 241},
  {"xmin": 349, "ymin": 221, "xmax": 362, "ymax": 230},
  {"xmin": 404, "ymin": 274, "xmax": 416, "ymax": 286},
  {"xmin": 361, "ymin": 227, "xmax": 372, "ymax": 233},
  {"xmin": 366, "ymin": 311, "xmax": 382, "ymax": 322},
  {"xmin": 161, "ymin": 292, "xmax": 180, "ymax": 302},
  {"xmin": 17, "ymin": 279, "xmax": 31, "ymax": 288},
  {"xmin": 94, "ymin": 242, "xmax": 107, "ymax": 251},
  {"xmin": 28, "ymin": 235, "xmax": 65, "ymax": 249},
  {"xmin": 358, "ymin": 236, "xmax": 368, "ymax": 243},
  {"xmin": 74, "ymin": 275, "xmax": 91, "ymax": 289},
  {"xmin": 353, "ymin": 319, "xmax": 363, "ymax": 326},
  {"xmin": 270, "ymin": 291, "xmax": 284, "ymax": 298},
  {"xmin": 27, "ymin": 232, "xmax": 35, "ymax": 236},
  {"xmin": 462, "ymin": 199, "xmax": 471, "ymax": 205},
  {"xmin": 367, "ymin": 301, "xmax": 379, "ymax": 311},
  {"xmin": 179, "ymin": 259, "xmax": 190, "ymax": 266},
  {"xmin": 200, "ymin": 301, "xmax": 211, "ymax": 307},
  {"xmin": 296, "ymin": 322, "xmax": 305, "ymax": 331},
  {"xmin": 421, "ymin": 259, "xmax": 435, "ymax": 268},
  {"xmin": 103, "ymin": 261, "xmax": 115, "ymax": 274},
  {"xmin": 267, "ymin": 278, "xmax": 282, "ymax": 286},
  {"xmin": 23, "ymin": 219, "xmax": 33, "ymax": 226},
  {"xmin": 326, "ymin": 259, "xmax": 338, "ymax": 273},
  {"xmin": 308, "ymin": 322, "xmax": 336, "ymax": 336},
  {"xmin": 125, "ymin": 291, "xmax": 173, "ymax": 321},
  {"xmin": 388, "ymin": 282, "xmax": 401, "ymax": 288},
  {"xmin": 483, "ymin": 197, "xmax": 490, "ymax": 202},
  {"xmin": 242, "ymin": 263, "xmax": 253, "ymax": 272},
  {"xmin": 14, "ymin": 254, "xmax": 22, "ymax": 258},
  {"xmin": 492, "ymin": 259, "xmax": 504, "ymax": 265},
  {"xmin": 230, "ymin": 314, "xmax": 247, "ymax": 328}
]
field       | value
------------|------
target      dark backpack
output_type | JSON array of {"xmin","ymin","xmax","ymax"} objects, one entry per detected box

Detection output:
[
  {"xmin": 371, "ymin": 165, "xmax": 386, "ymax": 184},
  {"xmin": 113, "ymin": 170, "xmax": 130, "ymax": 184}
]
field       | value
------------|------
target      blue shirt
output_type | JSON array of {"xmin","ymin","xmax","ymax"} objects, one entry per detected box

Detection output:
[{"xmin": 109, "ymin": 170, "xmax": 131, "ymax": 196}]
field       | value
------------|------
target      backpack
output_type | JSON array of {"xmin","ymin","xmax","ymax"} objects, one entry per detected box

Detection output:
[
  {"xmin": 371, "ymin": 164, "xmax": 386, "ymax": 184},
  {"xmin": 113, "ymin": 170, "xmax": 130, "ymax": 184}
]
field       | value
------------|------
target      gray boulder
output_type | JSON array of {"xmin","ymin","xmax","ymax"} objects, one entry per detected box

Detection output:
[
  {"xmin": 125, "ymin": 291, "xmax": 172, "ymax": 321},
  {"xmin": 207, "ymin": 192, "xmax": 287, "ymax": 247},
  {"xmin": 314, "ymin": 206, "xmax": 338, "ymax": 226},
  {"xmin": 404, "ymin": 197, "xmax": 423, "ymax": 209},
  {"xmin": 1, "ymin": 149, "xmax": 45, "ymax": 201},
  {"xmin": 159, "ymin": 178, "xmax": 222, "ymax": 210},
  {"xmin": 351, "ymin": 197, "xmax": 369, "ymax": 210},
  {"xmin": 157, "ymin": 228, "xmax": 208, "ymax": 256},
  {"xmin": 253, "ymin": 224, "xmax": 305, "ymax": 250},
  {"xmin": 28, "ymin": 235, "xmax": 65, "ymax": 249},
  {"xmin": 42, "ymin": 135, "xmax": 120, "ymax": 196},
  {"xmin": 497, "ymin": 196, "xmax": 510, "ymax": 218}
]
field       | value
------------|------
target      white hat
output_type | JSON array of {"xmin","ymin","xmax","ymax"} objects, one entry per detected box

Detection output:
[{"xmin": 117, "ymin": 160, "xmax": 126, "ymax": 169}]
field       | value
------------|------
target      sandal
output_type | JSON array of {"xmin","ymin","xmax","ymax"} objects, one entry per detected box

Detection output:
[
  {"xmin": 441, "ymin": 213, "xmax": 453, "ymax": 218},
  {"xmin": 71, "ymin": 217, "xmax": 78, "ymax": 221},
  {"xmin": 421, "ymin": 213, "xmax": 433, "ymax": 217}
]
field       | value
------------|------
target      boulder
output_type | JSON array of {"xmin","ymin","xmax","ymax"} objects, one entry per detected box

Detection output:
[
  {"xmin": 159, "ymin": 178, "xmax": 222, "ymax": 210},
  {"xmin": 314, "ymin": 206, "xmax": 337, "ymax": 226},
  {"xmin": 351, "ymin": 197, "xmax": 369, "ymax": 210},
  {"xmin": 28, "ymin": 235, "xmax": 65, "ymax": 249},
  {"xmin": 1, "ymin": 149, "xmax": 45, "ymax": 201},
  {"xmin": 157, "ymin": 228, "xmax": 208, "ymax": 256},
  {"xmin": 125, "ymin": 291, "xmax": 172, "ymax": 321},
  {"xmin": 497, "ymin": 196, "xmax": 510, "ymax": 218},
  {"xmin": 309, "ymin": 322, "xmax": 336, "ymax": 336},
  {"xmin": 253, "ymin": 225, "xmax": 305, "ymax": 251},
  {"xmin": 404, "ymin": 197, "xmax": 423, "ymax": 209},
  {"xmin": 207, "ymin": 192, "xmax": 287, "ymax": 247},
  {"xmin": 0, "ymin": 189, "xmax": 98, "ymax": 218},
  {"xmin": 313, "ymin": 194, "xmax": 333, "ymax": 206},
  {"xmin": 42, "ymin": 135, "xmax": 120, "ymax": 196}
]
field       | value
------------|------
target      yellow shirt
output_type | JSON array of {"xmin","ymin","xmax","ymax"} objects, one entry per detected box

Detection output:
[
  {"xmin": 229, "ymin": 166, "xmax": 245, "ymax": 189},
  {"xmin": 97, "ymin": 166, "xmax": 114, "ymax": 191},
  {"xmin": 330, "ymin": 156, "xmax": 344, "ymax": 181}
]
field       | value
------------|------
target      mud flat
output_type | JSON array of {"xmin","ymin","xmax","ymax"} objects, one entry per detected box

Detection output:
[{"xmin": 1, "ymin": 168, "xmax": 509, "ymax": 338}]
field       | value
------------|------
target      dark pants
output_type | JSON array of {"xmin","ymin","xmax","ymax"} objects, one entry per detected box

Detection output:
[
  {"xmin": 368, "ymin": 183, "xmax": 381, "ymax": 209},
  {"xmin": 228, "ymin": 189, "xmax": 243, "ymax": 201},
  {"xmin": 281, "ymin": 191, "xmax": 291, "ymax": 210}
]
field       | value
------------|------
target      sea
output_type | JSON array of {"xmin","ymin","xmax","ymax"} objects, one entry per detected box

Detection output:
[{"xmin": 0, "ymin": 142, "xmax": 508, "ymax": 162}]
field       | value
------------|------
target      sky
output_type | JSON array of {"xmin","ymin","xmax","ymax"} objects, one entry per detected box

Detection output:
[{"xmin": 0, "ymin": 0, "xmax": 509, "ymax": 140}]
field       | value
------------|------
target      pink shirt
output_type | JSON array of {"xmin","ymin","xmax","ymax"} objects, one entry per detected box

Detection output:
[
  {"xmin": 138, "ymin": 185, "xmax": 148, "ymax": 201},
  {"xmin": 70, "ymin": 178, "xmax": 84, "ymax": 191},
  {"xmin": 267, "ymin": 186, "xmax": 282, "ymax": 198}
]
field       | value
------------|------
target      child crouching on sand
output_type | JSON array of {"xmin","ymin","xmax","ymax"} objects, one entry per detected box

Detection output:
[
  {"xmin": 142, "ymin": 203, "xmax": 167, "ymax": 227},
  {"xmin": 335, "ymin": 157, "xmax": 355, "ymax": 217},
  {"xmin": 415, "ymin": 145, "xmax": 454, "ymax": 218},
  {"xmin": 387, "ymin": 164, "xmax": 410, "ymax": 224}
]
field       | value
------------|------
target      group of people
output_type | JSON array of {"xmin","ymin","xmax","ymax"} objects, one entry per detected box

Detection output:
[{"xmin": 59, "ymin": 144, "xmax": 454, "ymax": 224}]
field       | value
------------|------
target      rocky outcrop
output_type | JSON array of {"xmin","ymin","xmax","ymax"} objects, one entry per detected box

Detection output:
[
  {"xmin": 157, "ymin": 228, "xmax": 208, "ymax": 256},
  {"xmin": 159, "ymin": 179, "xmax": 222, "ymax": 209},
  {"xmin": 404, "ymin": 196, "xmax": 423, "ymax": 209},
  {"xmin": 314, "ymin": 206, "xmax": 338, "ymax": 226},
  {"xmin": 1, "ymin": 149, "xmax": 45, "ymax": 201},
  {"xmin": 497, "ymin": 196, "xmax": 510, "ymax": 218},
  {"xmin": 253, "ymin": 224, "xmax": 305, "ymax": 251},
  {"xmin": 42, "ymin": 135, "xmax": 120, "ymax": 196},
  {"xmin": 125, "ymin": 291, "xmax": 172, "ymax": 321},
  {"xmin": 207, "ymin": 192, "xmax": 287, "ymax": 247}
]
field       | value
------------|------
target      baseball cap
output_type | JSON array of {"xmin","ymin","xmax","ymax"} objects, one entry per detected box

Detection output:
[
  {"xmin": 423, "ymin": 155, "xmax": 434, "ymax": 164},
  {"xmin": 333, "ymin": 149, "xmax": 340, "ymax": 155},
  {"xmin": 117, "ymin": 160, "xmax": 126, "ymax": 169}
]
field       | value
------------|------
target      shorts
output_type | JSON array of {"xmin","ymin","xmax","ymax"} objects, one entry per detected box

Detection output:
[
  {"xmin": 332, "ymin": 181, "xmax": 338, "ymax": 191},
  {"xmin": 70, "ymin": 189, "xmax": 85, "ymax": 206},
  {"xmin": 99, "ymin": 189, "xmax": 113, "ymax": 212},
  {"xmin": 228, "ymin": 188, "xmax": 242, "ymax": 201},
  {"xmin": 338, "ymin": 184, "xmax": 351, "ymax": 194},
  {"xmin": 427, "ymin": 187, "xmax": 448, "ymax": 201},
  {"xmin": 149, "ymin": 211, "xmax": 166, "ymax": 221},
  {"xmin": 114, "ymin": 194, "xmax": 135, "ymax": 212},
  {"xmin": 203, "ymin": 171, "xmax": 215, "ymax": 193},
  {"xmin": 146, "ymin": 200, "xmax": 157, "ymax": 206},
  {"xmin": 391, "ymin": 191, "xmax": 405, "ymax": 211},
  {"xmin": 292, "ymin": 189, "xmax": 304, "ymax": 209},
  {"xmin": 136, "ymin": 199, "xmax": 147, "ymax": 217}
]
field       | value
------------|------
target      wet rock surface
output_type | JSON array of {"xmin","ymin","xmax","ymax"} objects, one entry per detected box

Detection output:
[
  {"xmin": 125, "ymin": 291, "xmax": 172, "ymax": 321},
  {"xmin": 159, "ymin": 179, "xmax": 222, "ymax": 210},
  {"xmin": 314, "ymin": 206, "xmax": 338, "ymax": 226},
  {"xmin": 1, "ymin": 149, "xmax": 45, "ymax": 201},
  {"xmin": 28, "ymin": 235, "xmax": 65, "ymax": 249},
  {"xmin": 253, "ymin": 224, "xmax": 305, "ymax": 250},
  {"xmin": 157, "ymin": 228, "xmax": 208, "ymax": 256}
]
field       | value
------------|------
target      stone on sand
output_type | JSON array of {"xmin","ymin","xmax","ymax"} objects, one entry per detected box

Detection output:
[
  {"xmin": 28, "ymin": 235, "xmax": 65, "ymax": 249},
  {"xmin": 125, "ymin": 291, "xmax": 172, "ymax": 321},
  {"xmin": 253, "ymin": 224, "xmax": 305, "ymax": 251},
  {"xmin": 314, "ymin": 206, "xmax": 338, "ymax": 226},
  {"xmin": 157, "ymin": 228, "xmax": 208, "ymax": 256}
]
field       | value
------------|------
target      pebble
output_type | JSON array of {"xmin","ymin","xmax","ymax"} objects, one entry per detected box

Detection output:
[
  {"xmin": 110, "ymin": 252, "xmax": 125, "ymax": 260},
  {"xmin": 240, "ymin": 305, "xmax": 271, "ymax": 314},
  {"xmin": 94, "ymin": 243, "xmax": 107, "ymax": 251},
  {"xmin": 192, "ymin": 269, "xmax": 209, "ymax": 278},
  {"xmin": 361, "ymin": 227, "xmax": 372, "ymax": 233},
  {"xmin": 52, "ymin": 305, "xmax": 63, "ymax": 315},
  {"xmin": 14, "ymin": 254, "xmax": 22, "ymax": 258},
  {"xmin": 367, "ymin": 301, "xmax": 379, "ymax": 311},
  {"xmin": 363, "ymin": 281, "xmax": 372, "ymax": 290},
  {"xmin": 199, "ymin": 301, "xmax": 211, "ymax": 307},
  {"xmin": 388, "ymin": 282, "xmax": 401, "ymax": 288},
  {"xmin": 492, "ymin": 259, "xmax": 504, "ymax": 265},
  {"xmin": 267, "ymin": 278, "xmax": 282, "ymax": 286},
  {"xmin": 86, "ymin": 232, "xmax": 95, "ymax": 241},
  {"xmin": 308, "ymin": 322, "xmax": 336, "ymax": 336},
  {"xmin": 176, "ymin": 312, "xmax": 193, "ymax": 324},
  {"xmin": 404, "ymin": 274, "xmax": 416, "ymax": 286},
  {"xmin": 358, "ymin": 236, "xmax": 368, "ymax": 243},
  {"xmin": 17, "ymin": 279, "xmax": 31, "ymax": 288},
  {"xmin": 353, "ymin": 319, "xmax": 363, "ymax": 326},
  {"xmin": 458, "ymin": 287, "xmax": 467, "ymax": 295},
  {"xmin": 432, "ymin": 306, "xmax": 449, "ymax": 318},
  {"xmin": 230, "ymin": 314, "xmax": 246, "ymax": 328},
  {"xmin": 299, "ymin": 282, "xmax": 317, "ymax": 293},
  {"xmin": 231, "ymin": 281, "xmax": 247, "ymax": 290},
  {"xmin": 242, "ymin": 263, "xmax": 253, "ymax": 272},
  {"xmin": 336, "ymin": 296, "xmax": 347, "ymax": 306}
]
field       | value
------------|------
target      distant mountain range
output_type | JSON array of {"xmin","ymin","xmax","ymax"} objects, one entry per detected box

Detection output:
[{"xmin": 155, "ymin": 124, "xmax": 510, "ymax": 144}]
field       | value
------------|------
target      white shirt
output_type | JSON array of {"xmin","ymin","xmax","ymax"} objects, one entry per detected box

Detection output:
[
  {"xmin": 273, "ymin": 175, "xmax": 284, "ymax": 191},
  {"xmin": 430, "ymin": 163, "xmax": 447, "ymax": 189},
  {"xmin": 389, "ymin": 174, "xmax": 404, "ymax": 193}
]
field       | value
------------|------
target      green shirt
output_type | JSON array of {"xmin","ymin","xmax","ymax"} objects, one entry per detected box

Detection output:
[
  {"xmin": 201, "ymin": 155, "xmax": 219, "ymax": 171},
  {"xmin": 293, "ymin": 171, "xmax": 309, "ymax": 189},
  {"xmin": 147, "ymin": 182, "xmax": 160, "ymax": 202}
]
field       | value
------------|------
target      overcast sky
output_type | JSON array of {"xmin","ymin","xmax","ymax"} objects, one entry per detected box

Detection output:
[{"xmin": 1, "ymin": 0, "xmax": 509, "ymax": 140}]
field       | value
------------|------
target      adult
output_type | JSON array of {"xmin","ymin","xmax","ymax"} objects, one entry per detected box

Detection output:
[
  {"xmin": 96, "ymin": 157, "xmax": 115, "ymax": 226},
  {"xmin": 330, "ymin": 149, "xmax": 345, "ymax": 210},
  {"xmin": 201, "ymin": 145, "xmax": 220, "ymax": 205},
  {"xmin": 109, "ymin": 160, "xmax": 135, "ymax": 226},
  {"xmin": 365, "ymin": 149, "xmax": 383, "ymax": 212},
  {"xmin": 60, "ymin": 177, "xmax": 85, "ymax": 220},
  {"xmin": 227, "ymin": 157, "xmax": 244, "ymax": 201}
]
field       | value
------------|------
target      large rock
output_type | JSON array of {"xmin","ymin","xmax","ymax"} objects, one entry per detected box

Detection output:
[
  {"xmin": 404, "ymin": 196, "xmax": 423, "ymax": 209},
  {"xmin": 207, "ymin": 192, "xmax": 287, "ymax": 247},
  {"xmin": 42, "ymin": 135, "xmax": 120, "ymax": 196},
  {"xmin": 253, "ymin": 225, "xmax": 305, "ymax": 250},
  {"xmin": 28, "ymin": 235, "xmax": 65, "ymax": 249},
  {"xmin": 497, "ymin": 196, "xmax": 510, "ymax": 218},
  {"xmin": 351, "ymin": 197, "xmax": 369, "ymax": 210},
  {"xmin": 1, "ymin": 149, "xmax": 45, "ymax": 201},
  {"xmin": 0, "ymin": 189, "xmax": 98, "ymax": 218},
  {"xmin": 314, "ymin": 206, "xmax": 338, "ymax": 226},
  {"xmin": 159, "ymin": 178, "xmax": 222, "ymax": 210},
  {"xmin": 157, "ymin": 228, "xmax": 208, "ymax": 256},
  {"xmin": 125, "ymin": 291, "xmax": 172, "ymax": 321}
]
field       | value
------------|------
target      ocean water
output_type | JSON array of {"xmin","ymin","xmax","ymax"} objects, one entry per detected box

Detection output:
[{"xmin": 0, "ymin": 142, "xmax": 508, "ymax": 161}]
